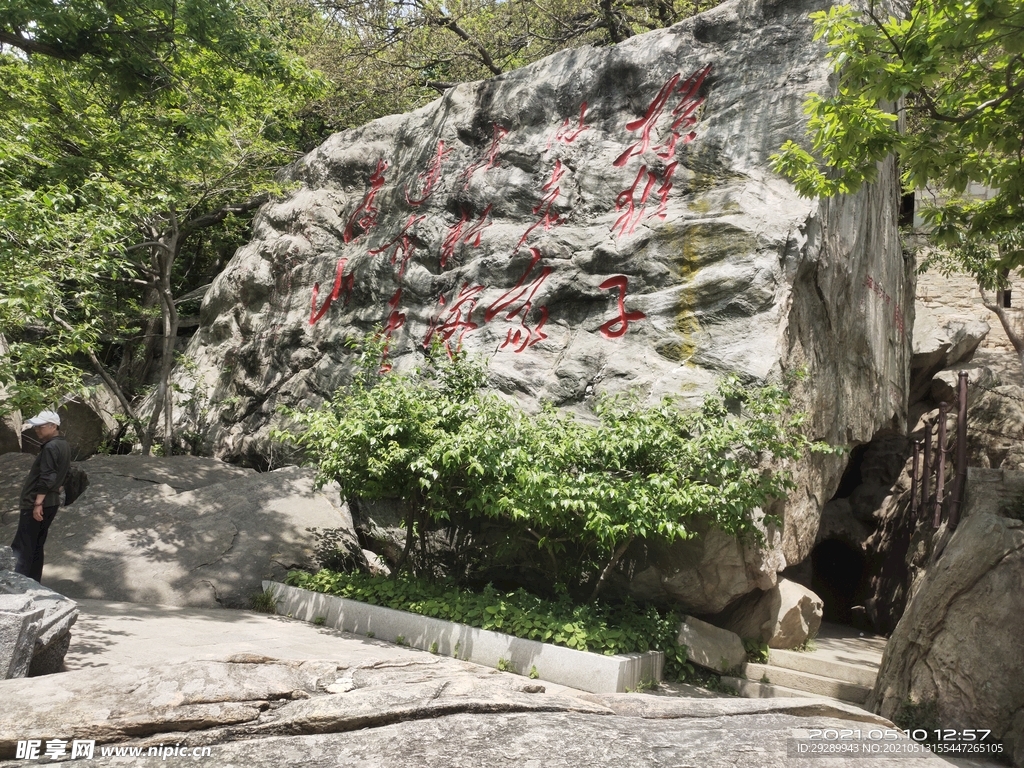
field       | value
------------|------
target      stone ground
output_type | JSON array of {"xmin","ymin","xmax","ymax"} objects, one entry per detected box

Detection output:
[{"xmin": 0, "ymin": 600, "xmax": 1010, "ymax": 767}]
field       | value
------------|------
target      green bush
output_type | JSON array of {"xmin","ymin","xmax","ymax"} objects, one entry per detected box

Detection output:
[
  {"xmin": 744, "ymin": 638, "xmax": 770, "ymax": 664},
  {"xmin": 286, "ymin": 569, "xmax": 694, "ymax": 680},
  {"xmin": 274, "ymin": 334, "xmax": 826, "ymax": 597},
  {"xmin": 248, "ymin": 588, "xmax": 278, "ymax": 614}
]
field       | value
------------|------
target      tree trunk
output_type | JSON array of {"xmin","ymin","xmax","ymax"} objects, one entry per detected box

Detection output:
[
  {"xmin": 589, "ymin": 536, "xmax": 634, "ymax": 601},
  {"xmin": 116, "ymin": 285, "xmax": 161, "ymax": 396},
  {"xmin": 158, "ymin": 228, "xmax": 180, "ymax": 453},
  {"xmin": 980, "ymin": 286, "xmax": 1024, "ymax": 378},
  {"xmin": 140, "ymin": 222, "xmax": 180, "ymax": 455}
]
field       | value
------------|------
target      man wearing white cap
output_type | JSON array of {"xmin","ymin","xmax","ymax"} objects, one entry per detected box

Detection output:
[{"xmin": 11, "ymin": 410, "xmax": 71, "ymax": 582}]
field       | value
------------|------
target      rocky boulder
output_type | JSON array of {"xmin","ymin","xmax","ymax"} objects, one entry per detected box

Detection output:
[
  {"xmin": 715, "ymin": 578, "xmax": 822, "ymax": 649},
  {"xmin": 165, "ymin": 0, "xmax": 910, "ymax": 611},
  {"xmin": 676, "ymin": 615, "xmax": 746, "ymax": 673},
  {"xmin": 909, "ymin": 310, "xmax": 989, "ymax": 404},
  {"xmin": 0, "ymin": 548, "xmax": 79, "ymax": 677},
  {"xmin": 0, "ymin": 455, "xmax": 356, "ymax": 608},
  {"xmin": 0, "ymin": 336, "xmax": 21, "ymax": 455},
  {"xmin": 0, "ymin": 412, "xmax": 20, "ymax": 456},
  {"xmin": 868, "ymin": 488, "xmax": 1024, "ymax": 764},
  {"xmin": 0, "ymin": 653, "xmax": 928, "ymax": 766},
  {"xmin": 54, "ymin": 382, "xmax": 124, "ymax": 460},
  {"xmin": 628, "ymin": 515, "xmax": 784, "ymax": 613}
]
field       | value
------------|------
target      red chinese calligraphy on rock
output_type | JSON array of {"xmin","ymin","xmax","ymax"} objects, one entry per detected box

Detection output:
[
  {"xmin": 865, "ymin": 274, "xmax": 907, "ymax": 336},
  {"xmin": 405, "ymin": 141, "xmax": 452, "ymax": 206},
  {"xmin": 423, "ymin": 283, "xmax": 486, "ymax": 353},
  {"xmin": 612, "ymin": 162, "xmax": 678, "ymax": 238},
  {"xmin": 440, "ymin": 205, "xmax": 492, "ymax": 268},
  {"xmin": 462, "ymin": 125, "xmax": 509, "ymax": 189},
  {"xmin": 546, "ymin": 102, "xmax": 590, "ymax": 150},
  {"xmin": 377, "ymin": 291, "xmax": 408, "ymax": 373},
  {"xmin": 599, "ymin": 275, "xmax": 645, "ymax": 338},
  {"xmin": 668, "ymin": 65, "xmax": 711, "ymax": 138},
  {"xmin": 613, "ymin": 64, "xmax": 711, "ymax": 168},
  {"xmin": 369, "ymin": 214, "xmax": 425, "ymax": 279},
  {"xmin": 613, "ymin": 75, "xmax": 679, "ymax": 168},
  {"xmin": 653, "ymin": 161, "xmax": 678, "ymax": 220},
  {"xmin": 384, "ymin": 289, "xmax": 406, "ymax": 337},
  {"xmin": 309, "ymin": 258, "xmax": 355, "ymax": 325},
  {"xmin": 342, "ymin": 159, "xmax": 389, "ymax": 243},
  {"xmin": 484, "ymin": 247, "xmax": 552, "ymax": 353},
  {"xmin": 515, "ymin": 160, "xmax": 567, "ymax": 252},
  {"xmin": 613, "ymin": 165, "xmax": 656, "ymax": 238}
]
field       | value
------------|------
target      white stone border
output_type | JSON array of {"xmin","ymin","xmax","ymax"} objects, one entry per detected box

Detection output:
[{"xmin": 263, "ymin": 581, "xmax": 663, "ymax": 694}]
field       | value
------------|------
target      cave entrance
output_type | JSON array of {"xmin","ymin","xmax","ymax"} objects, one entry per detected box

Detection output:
[{"xmin": 810, "ymin": 538, "xmax": 867, "ymax": 626}]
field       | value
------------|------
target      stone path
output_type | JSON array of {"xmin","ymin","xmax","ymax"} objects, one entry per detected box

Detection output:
[
  {"xmin": 0, "ymin": 601, "xmax": 1009, "ymax": 767},
  {"xmin": 721, "ymin": 622, "xmax": 885, "ymax": 706},
  {"xmin": 63, "ymin": 598, "xmax": 588, "ymax": 697}
]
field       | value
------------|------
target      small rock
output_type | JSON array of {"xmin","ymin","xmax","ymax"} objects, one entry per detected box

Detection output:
[
  {"xmin": 0, "ymin": 570, "xmax": 78, "ymax": 677},
  {"xmin": 676, "ymin": 616, "xmax": 746, "ymax": 674},
  {"xmin": 326, "ymin": 678, "xmax": 356, "ymax": 694}
]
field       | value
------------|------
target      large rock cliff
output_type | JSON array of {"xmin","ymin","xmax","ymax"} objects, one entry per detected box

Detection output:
[
  {"xmin": 868, "ymin": 471, "xmax": 1024, "ymax": 764},
  {"xmin": 169, "ymin": 0, "xmax": 911, "ymax": 607}
]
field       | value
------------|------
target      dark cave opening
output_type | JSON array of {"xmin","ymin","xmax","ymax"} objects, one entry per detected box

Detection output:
[
  {"xmin": 811, "ymin": 538, "xmax": 867, "ymax": 626},
  {"xmin": 833, "ymin": 443, "xmax": 869, "ymax": 499}
]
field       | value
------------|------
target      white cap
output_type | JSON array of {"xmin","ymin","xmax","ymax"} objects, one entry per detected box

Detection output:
[{"xmin": 23, "ymin": 410, "xmax": 60, "ymax": 429}]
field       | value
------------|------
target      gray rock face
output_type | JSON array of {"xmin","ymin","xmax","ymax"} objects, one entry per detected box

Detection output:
[
  {"xmin": 81, "ymin": 453, "xmax": 257, "ymax": 491},
  {"xmin": 0, "ymin": 595, "xmax": 43, "ymax": 679},
  {"xmin": 716, "ymin": 578, "xmax": 822, "ymax": 649},
  {"xmin": 676, "ymin": 615, "xmax": 746, "ymax": 673},
  {"xmin": 0, "ymin": 414, "xmax": 20, "ymax": 457},
  {"xmin": 629, "ymin": 515, "xmax": 785, "ymax": 613},
  {"xmin": 0, "ymin": 567, "xmax": 78, "ymax": 677},
  {"xmin": 0, "ymin": 456, "xmax": 355, "ymax": 608},
  {"xmin": 0, "ymin": 653, "xmax": 946, "ymax": 767},
  {"xmin": 868, "ymin": 506, "xmax": 1024, "ymax": 765},
  {"xmin": 55, "ymin": 381, "xmax": 124, "ymax": 460},
  {"xmin": 910, "ymin": 311, "xmax": 989, "ymax": 403},
  {"xmin": 157, "ymin": 0, "xmax": 910, "ymax": 615},
  {"xmin": 0, "ymin": 337, "xmax": 21, "ymax": 455}
]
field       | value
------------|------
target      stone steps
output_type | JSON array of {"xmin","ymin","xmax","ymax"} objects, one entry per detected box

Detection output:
[
  {"xmin": 719, "ymin": 624, "xmax": 885, "ymax": 707},
  {"xmin": 767, "ymin": 648, "xmax": 878, "ymax": 687},
  {"xmin": 732, "ymin": 662, "xmax": 873, "ymax": 704},
  {"xmin": 719, "ymin": 676, "xmax": 822, "ymax": 701}
]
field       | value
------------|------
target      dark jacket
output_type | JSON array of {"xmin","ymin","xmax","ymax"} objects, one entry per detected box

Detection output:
[{"xmin": 19, "ymin": 436, "xmax": 71, "ymax": 509}]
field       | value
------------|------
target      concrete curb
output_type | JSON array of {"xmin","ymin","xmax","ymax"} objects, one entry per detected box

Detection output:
[{"xmin": 263, "ymin": 581, "xmax": 664, "ymax": 694}]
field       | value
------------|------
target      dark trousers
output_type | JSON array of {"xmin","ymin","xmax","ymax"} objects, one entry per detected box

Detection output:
[{"xmin": 10, "ymin": 505, "xmax": 59, "ymax": 583}]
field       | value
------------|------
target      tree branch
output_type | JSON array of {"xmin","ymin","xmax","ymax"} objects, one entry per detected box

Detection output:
[
  {"xmin": 589, "ymin": 535, "xmax": 634, "ymax": 601},
  {"xmin": 424, "ymin": 80, "xmax": 457, "ymax": 93},
  {"xmin": 980, "ymin": 287, "xmax": 1024, "ymax": 356},
  {"xmin": 0, "ymin": 30, "xmax": 77, "ymax": 60},
  {"xmin": 181, "ymin": 194, "xmax": 270, "ymax": 235},
  {"xmin": 50, "ymin": 312, "xmax": 147, "ymax": 443},
  {"xmin": 426, "ymin": 13, "xmax": 503, "ymax": 75}
]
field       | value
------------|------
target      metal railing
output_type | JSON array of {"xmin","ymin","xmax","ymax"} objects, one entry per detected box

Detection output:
[{"xmin": 909, "ymin": 371, "xmax": 968, "ymax": 531}]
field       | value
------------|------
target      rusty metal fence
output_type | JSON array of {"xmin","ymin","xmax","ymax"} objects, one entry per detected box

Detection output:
[{"xmin": 909, "ymin": 371, "xmax": 969, "ymax": 531}]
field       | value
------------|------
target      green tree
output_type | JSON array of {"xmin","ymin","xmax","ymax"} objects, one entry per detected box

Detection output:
[
  {"xmin": 276, "ymin": 338, "xmax": 820, "ymax": 600},
  {"xmin": 0, "ymin": 1, "xmax": 322, "ymax": 452},
  {"xmin": 0, "ymin": 0, "xmax": 286, "ymax": 94},
  {"xmin": 770, "ymin": 0, "xmax": 1024, "ymax": 367},
  {"xmin": 293, "ymin": 0, "xmax": 718, "ymax": 134}
]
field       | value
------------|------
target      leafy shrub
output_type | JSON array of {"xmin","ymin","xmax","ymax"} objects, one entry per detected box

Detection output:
[
  {"xmin": 274, "ymin": 334, "xmax": 826, "ymax": 598},
  {"xmin": 248, "ymin": 588, "xmax": 278, "ymax": 614},
  {"xmin": 744, "ymin": 638, "xmax": 770, "ymax": 664},
  {"xmin": 286, "ymin": 569, "xmax": 694, "ymax": 680}
]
